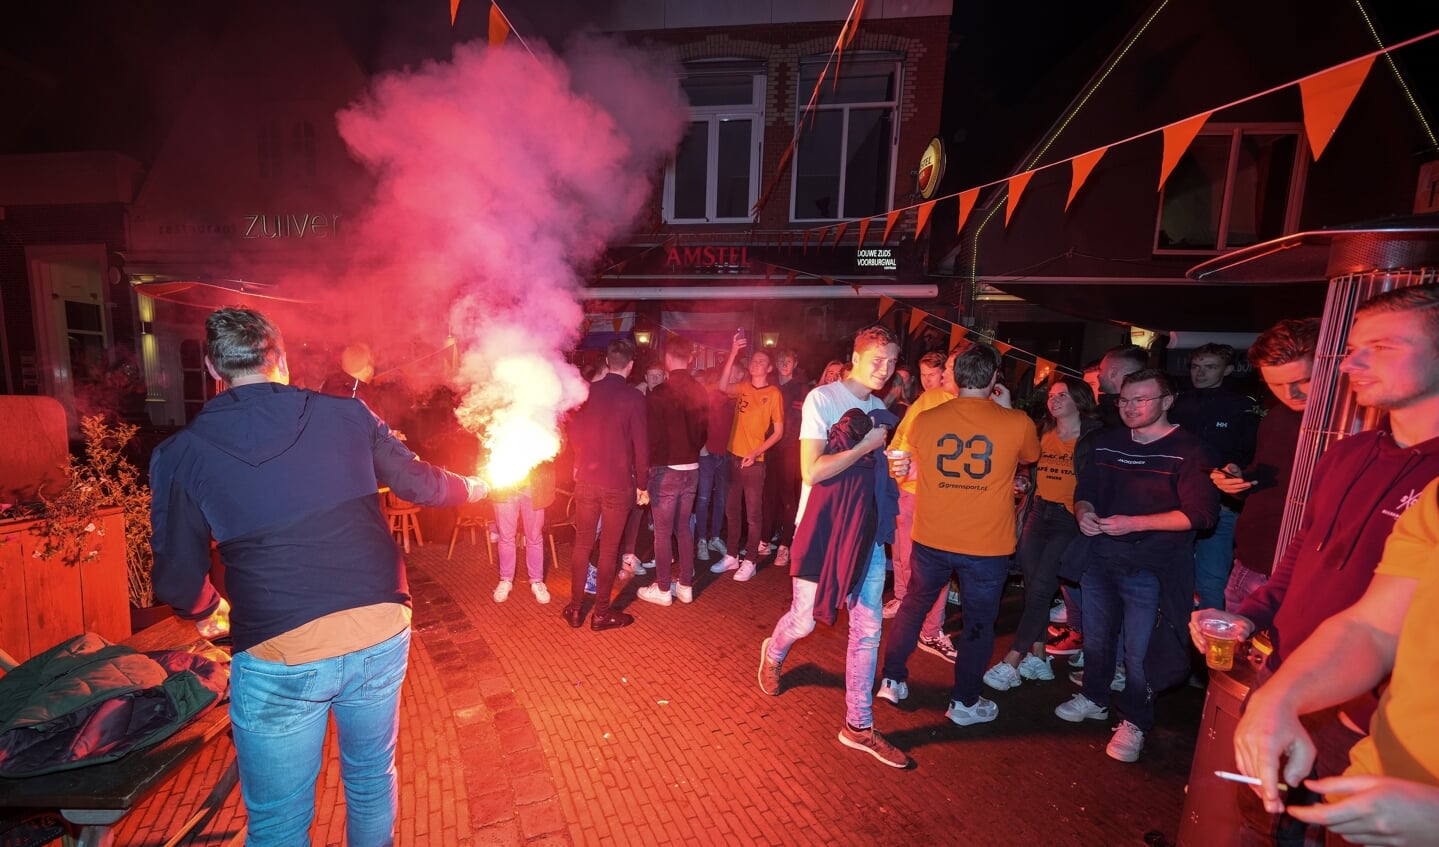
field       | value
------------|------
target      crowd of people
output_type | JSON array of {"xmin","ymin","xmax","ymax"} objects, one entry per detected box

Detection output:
[{"xmin": 149, "ymin": 283, "xmax": 1439, "ymax": 845}]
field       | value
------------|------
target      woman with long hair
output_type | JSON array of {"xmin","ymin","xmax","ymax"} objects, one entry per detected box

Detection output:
[
  {"xmin": 884, "ymin": 363, "xmax": 918, "ymax": 419},
  {"xmin": 984, "ymin": 375, "xmax": 1100, "ymax": 690}
]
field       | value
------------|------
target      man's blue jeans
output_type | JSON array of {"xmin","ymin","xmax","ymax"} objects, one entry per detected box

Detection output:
[
  {"xmin": 230, "ymin": 627, "xmax": 411, "ymax": 847},
  {"xmin": 1194, "ymin": 505, "xmax": 1238, "ymax": 611},
  {"xmin": 649, "ymin": 466, "xmax": 698, "ymax": 588},
  {"xmin": 767, "ymin": 543, "xmax": 887, "ymax": 729},
  {"xmin": 1079, "ymin": 563, "xmax": 1160, "ymax": 732},
  {"xmin": 693, "ymin": 452, "xmax": 730, "ymax": 541},
  {"xmin": 881, "ymin": 542, "xmax": 1007, "ymax": 708}
]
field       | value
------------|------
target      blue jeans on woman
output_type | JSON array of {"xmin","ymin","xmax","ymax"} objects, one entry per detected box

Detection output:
[{"xmin": 230, "ymin": 627, "xmax": 411, "ymax": 847}]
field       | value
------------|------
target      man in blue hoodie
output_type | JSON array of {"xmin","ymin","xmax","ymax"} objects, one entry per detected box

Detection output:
[{"xmin": 150, "ymin": 307, "xmax": 488, "ymax": 847}]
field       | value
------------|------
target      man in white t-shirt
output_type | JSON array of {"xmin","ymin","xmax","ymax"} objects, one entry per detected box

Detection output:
[{"xmin": 756, "ymin": 324, "xmax": 911, "ymax": 769}]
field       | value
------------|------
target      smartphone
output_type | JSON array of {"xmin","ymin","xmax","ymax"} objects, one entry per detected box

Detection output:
[{"xmin": 1216, "ymin": 467, "xmax": 1245, "ymax": 480}]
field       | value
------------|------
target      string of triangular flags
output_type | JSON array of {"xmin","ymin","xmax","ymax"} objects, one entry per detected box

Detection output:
[
  {"xmin": 877, "ymin": 295, "xmax": 1078, "ymax": 387},
  {"xmin": 790, "ymin": 26, "xmax": 1438, "ymax": 248}
]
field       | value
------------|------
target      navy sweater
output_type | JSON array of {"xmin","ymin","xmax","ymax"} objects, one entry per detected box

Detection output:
[
  {"xmin": 568, "ymin": 373, "xmax": 648, "ymax": 490},
  {"xmin": 1074, "ymin": 425, "xmax": 1219, "ymax": 550},
  {"xmin": 150, "ymin": 382, "xmax": 471, "ymax": 653}
]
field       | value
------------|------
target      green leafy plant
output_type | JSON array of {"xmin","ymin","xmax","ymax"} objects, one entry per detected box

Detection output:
[{"xmin": 31, "ymin": 416, "xmax": 154, "ymax": 607}]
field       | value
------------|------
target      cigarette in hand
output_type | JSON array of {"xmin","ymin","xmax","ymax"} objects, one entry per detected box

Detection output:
[{"xmin": 1214, "ymin": 770, "xmax": 1288, "ymax": 791}]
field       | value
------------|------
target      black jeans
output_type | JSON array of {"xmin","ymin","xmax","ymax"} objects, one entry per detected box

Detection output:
[
  {"xmin": 724, "ymin": 457, "xmax": 766, "ymax": 555},
  {"xmin": 569, "ymin": 482, "xmax": 632, "ymax": 614},
  {"xmin": 1011, "ymin": 499, "xmax": 1078, "ymax": 653},
  {"xmin": 761, "ymin": 440, "xmax": 801, "ymax": 547}
]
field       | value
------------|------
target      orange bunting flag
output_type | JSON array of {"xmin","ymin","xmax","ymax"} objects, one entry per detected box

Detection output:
[
  {"xmin": 851, "ymin": 283, "xmax": 863, "ymax": 295},
  {"xmin": 451, "ymin": 0, "xmax": 462, "ymax": 26},
  {"xmin": 1033, "ymin": 357, "xmax": 1056, "ymax": 386},
  {"xmin": 1159, "ymin": 111, "xmax": 1213, "ymax": 191},
  {"xmin": 821, "ymin": 276, "xmax": 838, "ymax": 286},
  {"xmin": 802, "ymin": 230, "xmax": 812, "ymax": 254},
  {"xmin": 816, "ymin": 227, "xmax": 829, "ymax": 246},
  {"xmin": 882, "ymin": 210, "xmax": 902, "ymax": 245},
  {"xmin": 993, "ymin": 340, "xmax": 1014, "ymax": 357},
  {"xmin": 488, "ymin": 2, "xmax": 509, "ymax": 45},
  {"xmin": 581, "ymin": 318, "xmax": 592, "ymax": 334},
  {"xmin": 878, "ymin": 296, "xmax": 896, "ymax": 319},
  {"xmin": 1300, "ymin": 55, "xmax": 1375, "ymax": 161},
  {"xmin": 950, "ymin": 324, "xmax": 969, "ymax": 352},
  {"xmin": 833, "ymin": 222, "xmax": 849, "ymax": 246},
  {"xmin": 1067, "ymin": 147, "xmax": 1107, "ymax": 211},
  {"xmin": 956, "ymin": 188, "xmax": 979, "ymax": 234},
  {"xmin": 1005, "ymin": 171, "xmax": 1034, "ymax": 227},
  {"xmin": 1013, "ymin": 360, "xmax": 1032, "ymax": 385},
  {"xmin": 784, "ymin": 271, "xmax": 798, "ymax": 286},
  {"xmin": 915, "ymin": 200, "xmax": 937, "ymax": 239},
  {"xmin": 909, "ymin": 308, "xmax": 929, "ymax": 336},
  {"xmin": 612, "ymin": 317, "xmax": 623, "ymax": 332},
  {"xmin": 857, "ymin": 218, "xmax": 872, "ymax": 250}
]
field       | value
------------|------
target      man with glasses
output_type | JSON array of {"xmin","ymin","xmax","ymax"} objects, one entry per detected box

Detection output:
[{"xmin": 1054, "ymin": 369, "xmax": 1218, "ymax": 763}]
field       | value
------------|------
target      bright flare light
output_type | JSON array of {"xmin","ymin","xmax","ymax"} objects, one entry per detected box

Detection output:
[
  {"xmin": 455, "ymin": 349, "xmax": 581, "ymax": 493},
  {"xmin": 482, "ymin": 417, "xmax": 559, "ymax": 490}
]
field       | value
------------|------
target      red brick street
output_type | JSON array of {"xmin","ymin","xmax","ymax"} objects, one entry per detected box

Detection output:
[{"xmin": 114, "ymin": 529, "xmax": 1205, "ymax": 847}]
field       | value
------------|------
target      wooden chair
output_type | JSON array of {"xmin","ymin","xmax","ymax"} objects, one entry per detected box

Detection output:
[
  {"xmin": 448, "ymin": 502, "xmax": 492, "ymax": 560},
  {"xmin": 545, "ymin": 488, "xmax": 577, "ymax": 566},
  {"xmin": 382, "ymin": 491, "xmax": 424, "ymax": 554}
]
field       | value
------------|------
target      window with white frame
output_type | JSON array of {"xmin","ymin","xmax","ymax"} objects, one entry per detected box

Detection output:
[
  {"xmin": 1155, "ymin": 124, "xmax": 1307, "ymax": 253},
  {"xmin": 791, "ymin": 53, "xmax": 901, "ymax": 222},
  {"xmin": 664, "ymin": 60, "xmax": 765, "ymax": 223}
]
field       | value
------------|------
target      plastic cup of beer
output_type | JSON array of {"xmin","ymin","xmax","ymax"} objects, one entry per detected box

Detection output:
[
  {"xmin": 1198, "ymin": 616, "xmax": 1241, "ymax": 671},
  {"xmin": 885, "ymin": 449, "xmax": 910, "ymax": 480}
]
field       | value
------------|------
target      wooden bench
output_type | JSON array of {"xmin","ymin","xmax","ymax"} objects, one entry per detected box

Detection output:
[{"xmin": 0, "ymin": 615, "xmax": 241, "ymax": 847}]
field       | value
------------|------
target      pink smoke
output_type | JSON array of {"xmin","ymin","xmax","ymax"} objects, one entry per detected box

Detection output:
[{"xmin": 335, "ymin": 36, "xmax": 687, "ymax": 482}]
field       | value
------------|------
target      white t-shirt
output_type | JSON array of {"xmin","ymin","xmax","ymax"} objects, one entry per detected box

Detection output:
[{"xmin": 795, "ymin": 380, "xmax": 886, "ymax": 525}]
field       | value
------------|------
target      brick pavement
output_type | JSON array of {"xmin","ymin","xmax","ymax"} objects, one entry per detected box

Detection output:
[{"xmin": 113, "ymin": 534, "xmax": 1205, "ymax": 846}]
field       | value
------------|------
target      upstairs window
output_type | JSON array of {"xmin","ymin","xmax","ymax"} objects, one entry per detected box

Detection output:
[
  {"xmin": 791, "ymin": 53, "xmax": 901, "ymax": 222},
  {"xmin": 664, "ymin": 60, "xmax": 765, "ymax": 223},
  {"xmin": 1155, "ymin": 124, "xmax": 1307, "ymax": 253}
]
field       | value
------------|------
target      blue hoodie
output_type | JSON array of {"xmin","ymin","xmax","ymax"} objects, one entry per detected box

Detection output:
[{"xmin": 150, "ymin": 382, "xmax": 471, "ymax": 653}]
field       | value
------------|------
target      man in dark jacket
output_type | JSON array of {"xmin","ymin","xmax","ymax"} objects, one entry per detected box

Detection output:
[
  {"xmin": 636, "ymin": 338, "xmax": 707, "ymax": 608},
  {"xmin": 150, "ymin": 307, "xmax": 488, "ymax": 847},
  {"xmin": 562, "ymin": 338, "xmax": 649, "ymax": 631}
]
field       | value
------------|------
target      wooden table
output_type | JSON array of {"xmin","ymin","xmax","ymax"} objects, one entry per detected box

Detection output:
[{"xmin": 0, "ymin": 615, "xmax": 241, "ymax": 847}]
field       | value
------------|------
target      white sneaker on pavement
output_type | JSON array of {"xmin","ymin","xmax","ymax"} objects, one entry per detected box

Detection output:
[
  {"xmin": 876, "ymin": 677, "xmax": 909, "ymax": 705},
  {"xmin": 983, "ymin": 661, "xmax": 1022, "ymax": 691},
  {"xmin": 1107, "ymin": 720, "xmax": 1145, "ymax": 762},
  {"xmin": 708, "ymin": 537, "xmax": 726, "ymax": 555},
  {"xmin": 492, "ymin": 580, "xmax": 512, "ymax": 603},
  {"xmin": 1018, "ymin": 654, "xmax": 1055, "ymax": 681},
  {"xmin": 637, "ymin": 584, "xmax": 672, "ymax": 606},
  {"xmin": 733, "ymin": 559, "xmax": 757, "ymax": 581},
  {"xmin": 946, "ymin": 697, "xmax": 999, "ymax": 726},
  {"xmin": 1055, "ymin": 693, "xmax": 1109, "ymax": 722},
  {"xmin": 673, "ymin": 583, "xmax": 694, "ymax": 604},
  {"xmin": 697, "ymin": 540, "xmax": 710, "ymax": 562},
  {"xmin": 711, "ymin": 554, "xmax": 739, "ymax": 573},
  {"xmin": 530, "ymin": 582, "xmax": 550, "ymax": 604}
]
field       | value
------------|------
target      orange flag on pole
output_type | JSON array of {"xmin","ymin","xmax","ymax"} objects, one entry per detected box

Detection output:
[
  {"xmin": 915, "ymin": 200, "xmax": 937, "ymax": 239},
  {"xmin": 956, "ymin": 187, "xmax": 979, "ymax": 235},
  {"xmin": 1067, "ymin": 147, "xmax": 1107, "ymax": 211},
  {"xmin": 1159, "ymin": 112, "xmax": 1213, "ymax": 191},
  {"xmin": 488, "ymin": 3, "xmax": 510, "ymax": 44},
  {"xmin": 1004, "ymin": 171, "xmax": 1034, "ymax": 227},
  {"xmin": 1300, "ymin": 55, "xmax": 1375, "ymax": 161},
  {"xmin": 878, "ymin": 296, "xmax": 896, "ymax": 319},
  {"xmin": 909, "ymin": 308, "xmax": 929, "ymax": 336},
  {"xmin": 882, "ymin": 210, "xmax": 902, "ymax": 245}
]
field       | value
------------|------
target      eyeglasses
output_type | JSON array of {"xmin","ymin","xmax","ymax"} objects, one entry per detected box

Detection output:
[{"xmin": 1116, "ymin": 395, "xmax": 1169, "ymax": 407}]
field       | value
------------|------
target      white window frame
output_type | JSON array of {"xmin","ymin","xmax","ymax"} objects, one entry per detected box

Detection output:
[
  {"xmin": 1153, "ymin": 122, "xmax": 1309, "ymax": 256},
  {"xmin": 663, "ymin": 69, "xmax": 765, "ymax": 224},
  {"xmin": 789, "ymin": 53, "xmax": 902, "ymax": 224}
]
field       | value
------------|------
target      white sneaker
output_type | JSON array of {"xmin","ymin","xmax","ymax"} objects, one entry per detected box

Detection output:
[
  {"xmin": 983, "ymin": 661, "xmax": 1023, "ymax": 691},
  {"xmin": 711, "ymin": 554, "xmax": 739, "ymax": 573},
  {"xmin": 492, "ymin": 580, "xmax": 513, "ymax": 603},
  {"xmin": 876, "ymin": 677, "xmax": 909, "ymax": 705},
  {"xmin": 1055, "ymin": 693, "xmax": 1109, "ymax": 722},
  {"xmin": 1018, "ymin": 654, "xmax": 1055, "ymax": 681},
  {"xmin": 1107, "ymin": 720, "xmax": 1145, "ymax": 762},
  {"xmin": 1049, "ymin": 599, "xmax": 1068, "ymax": 625},
  {"xmin": 637, "ymin": 584, "xmax": 672, "ymax": 606},
  {"xmin": 733, "ymin": 559, "xmax": 757, "ymax": 582},
  {"xmin": 946, "ymin": 697, "xmax": 998, "ymax": 726},
  {"xmin": 530, "ymin": 582, "xmax": 550, "ymax": 604},
  {"xmin": 708, "ymin": 537, "xmax": 727, "ymax": 555},
  {"xmin": 1069, "ymin": 665, "xmax": 1126, "ymax": 691},
  {"xmin": 774, "ymin": 545, "xmax": 790, "ymax": 569},
  {"xmin": 622, "ymin": 553, "xmax": 643, "ymax": 572},
  {"xmin": 757, "ymin": 540, "xmax": 772, "ymax": 556},
  {"xmin": 674, "ymin": 583, "xmax": 694, "ymax": 604},
  {"xmin": 697, "ymin": 540, "xmax": 710, "ymax": 562}
]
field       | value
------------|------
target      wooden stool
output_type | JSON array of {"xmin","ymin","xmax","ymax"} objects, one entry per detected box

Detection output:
[
  {"xmin": 449, "ymin": 505, "xmax": 491, "ymax": 560},
  {"xmin": 383, "ymin": 492, "xmax": 425, "ymax": 554}
]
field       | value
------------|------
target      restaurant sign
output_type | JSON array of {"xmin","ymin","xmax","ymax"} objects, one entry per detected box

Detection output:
[
  {"xmin": 855, "ymin": 248, "xmax": 897, "ymax": 271},
  {"xmin": 664, "ymin": 245, "xmax": 752, "ymax": 271}
]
